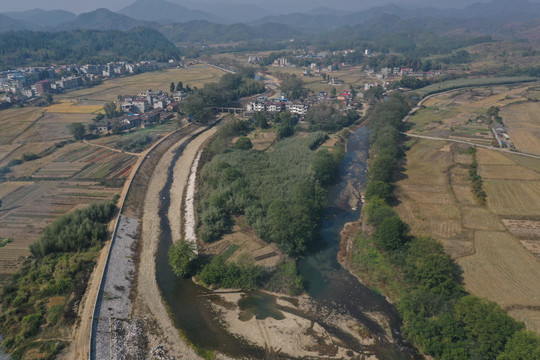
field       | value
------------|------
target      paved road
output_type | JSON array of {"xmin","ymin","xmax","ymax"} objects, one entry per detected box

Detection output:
[{"xmin": 402, "ymin": 132, "xmax": 540, "ymax": 160}]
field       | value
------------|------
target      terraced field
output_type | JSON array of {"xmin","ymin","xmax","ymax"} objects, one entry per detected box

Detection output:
[{"xmin": 398, "ymin": 96, "xmax": 540, "ymax": 333}]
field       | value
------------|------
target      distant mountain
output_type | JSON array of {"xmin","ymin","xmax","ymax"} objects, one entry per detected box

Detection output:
[
  {"xmin": 0, "ymin": 14, "xmax": 31, "ymax": 31},
  {"xmin": 250, "ymin": 0, "xmax": 540, "ymax": 33},
  {"xmin": 120, "ymin": 0, "xmax": 224, "ymax": 24},
  {"xmin": 193, "ymin": 2, "xmax": 274, "ymax": 23},
  {"xmin": 4, "ymin": 9, "xmax": 76, "ymax": 29},
  {"xmin": 456, "ymin": 0, "xmax": 540, "ymax": 22},
  {"xmin": 307, "ymin": 7, "xmax": 347, "ymax": 16},
  {"xmin": 56, "ymin": 8, "xmax": 157, "ymax": 31},
  {"xmin": 160, "ymin": 20, "xmax": 303, "ymax": 43}
]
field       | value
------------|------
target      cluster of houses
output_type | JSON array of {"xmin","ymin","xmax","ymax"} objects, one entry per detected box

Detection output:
[
  {"xmin": 0, "ymin": 59, "xmax": 182, "ymax": 106},
  {"xmin": 246, "ymin": 86, "xmax": 358, "ymax": 116},
  {"xmin": 246, "ymin": 96, "xmax": 310, "ymax": 116},
  {"xmin": 95, "ymin": 90, "xmax": 180, "ymax": 133},
  {"xmin": 371, "ymin": 67, "xmax": 444, "ymax": 79}
]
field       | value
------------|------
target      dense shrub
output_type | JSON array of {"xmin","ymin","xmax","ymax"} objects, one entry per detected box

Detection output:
[
  {"xmin": 234, "ymin": 136, "xmax": 253, "ymax": 150},
  {"xmin": 374, "ymin": 216, "xmax": 408, "ymax": 251},
  {"xmin": 168, "ymin": 239, "xmax": 198, "ymax": 278},
  {"xmin": 198, "ymin": 256, "xmax": 261, "ymax": 290},
  {"xmin": 29, "ymin": 201, "xmax": 115, "ymax": 257}
]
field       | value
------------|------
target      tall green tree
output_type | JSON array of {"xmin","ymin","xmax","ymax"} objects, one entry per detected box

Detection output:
[
  {"xmin": 374, "ymin": 216, "xmax": 408, "ymax": 251},
  {"xmin": 170, "ymin": 81, "xmax": 175, "ymax": 93},
  {"xmin": 103, "ymin": 102, "xmax": 118, "ymax": 119},
  {"xmin": 168, "ymin": 239, "xmax": 198, "ymax": 278},
  {"xmin": 67, "ymin": 123, "xmax": 86, "ymax": 140}
]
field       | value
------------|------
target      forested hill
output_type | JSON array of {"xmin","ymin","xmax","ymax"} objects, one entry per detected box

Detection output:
[{"xmin": 0, "ymin": 27, "xmax": 181, "ymax": 68}]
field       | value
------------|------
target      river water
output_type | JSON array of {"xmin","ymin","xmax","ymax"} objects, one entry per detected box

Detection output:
[{"xmin": 156, "ymin": 126, "xmax": 419, "ymax": 359}]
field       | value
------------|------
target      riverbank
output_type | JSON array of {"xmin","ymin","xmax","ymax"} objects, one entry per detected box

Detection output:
[{"xmin": 133, "ymin": 126, "xmax": 216, "ymax": 359}]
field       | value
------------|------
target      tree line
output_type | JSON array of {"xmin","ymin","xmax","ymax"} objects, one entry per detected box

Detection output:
[{"xmin": 0, "ymin": 27, "xmax": 180, "ymax": 68}]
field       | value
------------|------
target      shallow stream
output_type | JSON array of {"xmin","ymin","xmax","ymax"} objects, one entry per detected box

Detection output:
[{"xmin": 156, "ymin": 126, "xmax": 418, "ymax": 359}]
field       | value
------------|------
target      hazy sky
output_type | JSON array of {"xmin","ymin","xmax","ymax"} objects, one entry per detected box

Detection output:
[{"xmin": 0, "ymin": 0, "xmax": 505, "ymax": 14}]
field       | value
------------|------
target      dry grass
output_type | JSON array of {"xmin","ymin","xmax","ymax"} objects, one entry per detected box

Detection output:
[
  {"xmin": 458, "ymin": 231, "xmax": 540, "ymax": 309},
  {"xmin": 462, "ymin": 207, "xmax": 506, "ymax": 231},
  {"xmin": 485, "ymin": 180, "xmax": 540, "ymax": 216},
  {"xmin": 502, "ymin": 219, "xmax": 540, "ymax": 239},
  {"xmin": 202, "ymin": 219, "xmax": 283, "ymax": 268},
  {"xmin": 478, "ymin": 164, "xmax": 540, "ymax": 180},
  {"xmin": 501, "ymin": 102, "xmax": 540, "ymax": 155},
  {"xmin": 45, "ymin": 101, "xmax": 103, "ymax": 114},
  {"xmin": 0, "ymin": 107, "xmax": 44, "ymax": 145},
  {"xmin": 247, "ymin": 129, "xmax": 277, "ymax": 151}
]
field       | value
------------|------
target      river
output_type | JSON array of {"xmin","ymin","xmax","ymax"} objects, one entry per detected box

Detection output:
[{"xmin": 155, "ymin": 126, "xmax": 419, "ymax": 359}]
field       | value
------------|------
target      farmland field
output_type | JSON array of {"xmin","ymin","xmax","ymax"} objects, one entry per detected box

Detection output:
[
  {"xmin": 0, "ymin": 181, "xmax": 118, "ymax": 274},
  {"xmin": 396, "ymin": 130, "xmax": 540, "ymax": 332},
  {"xmin": 0, "ymin": 66, "xmax": 226, "ymax": 277},
  {"xmin": 501, "ymin": 102, "xmax": 540, "ymax": 155},
  {"xmin": 57, "ymin": 65, "xmax": 225, "ymax": 102},
  {"xmin": 0, "ymin": 107, "xmax": 44, "ymax": 145},
  {"xmin": 45, "ymin": 100, "xmax": 103, "ymax": 114},
  {"xmin": 408, "ymin": 84, "xmax": 540, "ymax": 153}
]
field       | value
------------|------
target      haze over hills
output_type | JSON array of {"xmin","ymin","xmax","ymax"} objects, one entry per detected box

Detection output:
[
  {"xmin": 4, "ymin": 9, "xmax": 76, "ymax": 28},
  {"xmin": 119, "ymin": 0, "xmax": 225, "ymax": 24},
  {"xmin": 56, "ymin": 8, "xmax": 157, "ymax": 31},
  {"xmin": 2, "ymin": 0, "xmax": 540, "ymax": 44},
  {"xmin": 0, "ymin": 14, "xmax": 32, "ymax": 31}
]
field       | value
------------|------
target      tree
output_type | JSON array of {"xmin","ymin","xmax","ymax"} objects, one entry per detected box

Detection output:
[
  {"xmin": 312, "ymin": 150, "xmax": 340, "ymax": 186},
  {"xmin": 369, "ymin": 154, "xmax": 398, "ymax": 183},
  {"xmin": 176, "ymin": 81, "xmax": 184, "ymax": 92},
  {"xmin": 111, "ymin": 122, "xmax": 122, "ymax": 135},
  {"xmin": 104, "ymin": 102, "xmax": 119, "ymax": 119},
  {"xmin": 87, "ymin": 123, "xmax": 96, "ymax": 134},
  {"xmin": 365, "ymin": 181, "xmax": 391, "ymax": 201},
  {"xmin": 280, "ymin": 74, "xmax": 306, "ymax": 100},
  {"xmin": 234, "ymin": 137, "xmax": 253, "ymax": 150},
  {"xmin": 330, "ymin": 87, "xmax": 337, "ymax": 96},
  {"xmin": 168, "ymin": 239, "xmax": 198, "ymax": 278},
  {"xmin": 67, "ymin": 123, "xmax": 86, "ymax": 140},
  {"xmin": 374, "ymin": 216, "xmax": 407, "ymax": 251},
  {"xmin": 45, "ymin": 93, "xmax": 53, "ymax": 106},
  {"xmin": 94, "ymin": 113, "xmax": 105, "ymax": 121},
  {"xmin": 170, "ymin": 81, "xmax": 175, "ymax": 93},
  {"xmin": 498, "ymin": 330, "xmax": 540, "ymax": 360},
  {"xmin": 254, "ymin": 112, "xmax": 269, "ymax": 129}
]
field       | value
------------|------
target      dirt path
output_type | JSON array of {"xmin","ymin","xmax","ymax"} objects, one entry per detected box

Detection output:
[
  {"xmin": 82, "ymin": 139, "xmax": 141, "ymax": 156},
  {"xmin": 61, "ymin": 129, "xmax": 184, "ymax": 360},
  {"xmin": 403, "ymin": 132, "xmax": 540, "ymax": 160},
  {"xmin": 134, "ymin": 127, "xmax": 216, "ymax": 359}
]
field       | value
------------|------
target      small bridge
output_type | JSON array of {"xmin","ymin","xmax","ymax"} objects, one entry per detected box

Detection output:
[{"xmin": 213, "ymin": 107, "xmax": 246, "ymax": 114}]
